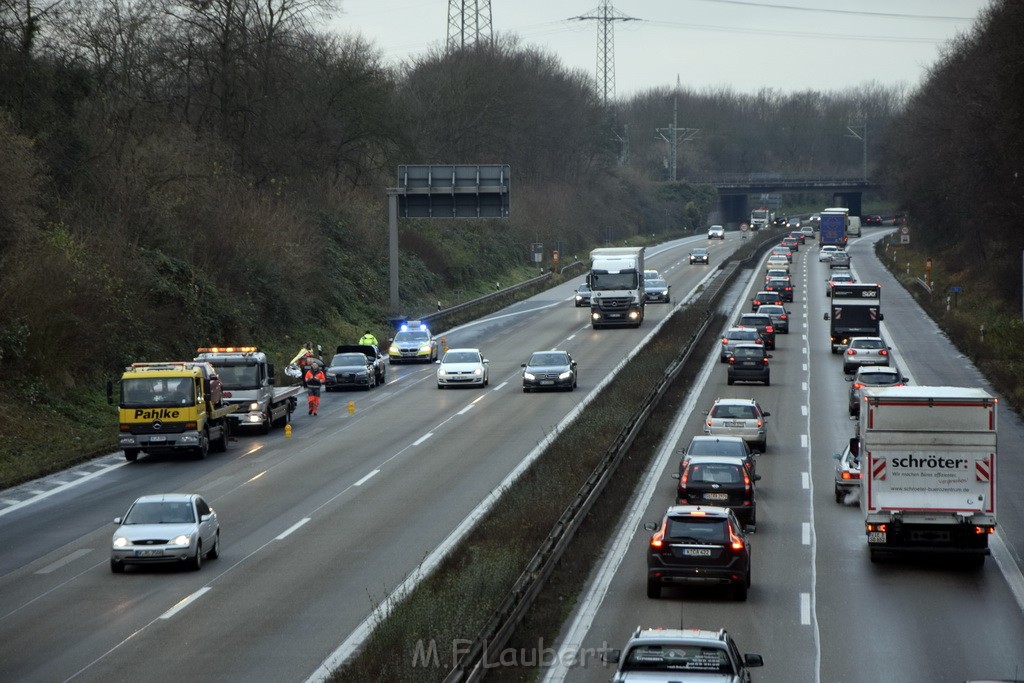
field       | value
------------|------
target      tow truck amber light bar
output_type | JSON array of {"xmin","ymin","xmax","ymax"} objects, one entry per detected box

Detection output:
[{"xmin": 197, "ymin": 346, "xmax": 258, "ymax": 353}]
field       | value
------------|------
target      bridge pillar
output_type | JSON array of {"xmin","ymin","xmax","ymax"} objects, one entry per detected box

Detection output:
[{"xmin": 831, "ymin": 192, "xmax": 863, "ymax": 216}]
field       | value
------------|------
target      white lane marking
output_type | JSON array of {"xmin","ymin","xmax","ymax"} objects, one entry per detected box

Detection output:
[
  {"xmin": 802, "ymin": 382, "xmax": 808, "ymax": 391},
  {"xmin": 354, "ymin": 470, "xmax": 380, "ymax": 486},
  {"xmin": 413, "ymin": 433, "xmax": 433, "ymax": 446},
  {"xmin": 160, "ymin": 587, "xmax": 211, "ymax": 619},
  {"xmin": 802, "ymin": 472, "xmax": 810, "ymax": 489},
  {"xmin": 801, "ymin": 434, "xmax": 808, "ymax": 449},
  {"xmin": 992, "ymin": 532, "xmax": 1024, "ymax": 614},
  {"xmin": 801, "ymin": 405, "xmax": 808, "ymax": 416},
  {"xmin": 457, "ymin": 405, "xmax": 474, "ymax": 415},
  {"xmin": 803, "ymin": 523, "xmax": 811, "ymax": 545},
  {"xmin": 0, "ymin": 461, "xmax": 128, "ymax": 520},
  {"xmin": 1, "ymin": 498, "xmax": 19, "ymax": 505},
  {"xmin": 276, "ymin": 518, "xmax": 311, "ymax": 540},
  {"xmin": 246, "ymin": 471, "xmax": 267, "ymax": 484},
  {"xmin": 566, "ymin": 334, "xmax": 576, "ymax": 341},
  {"xmin": 472, "ymin": 396, "xmax": 486, "ymax": 404},
  {"xmin": 36, "ymin": 548, "xmax": 92, "ymax": 574},
  {"xmin": 493, "ymin": 382, "xmax": 508, "ymax": 391},
  {"xmin": 801, "ymin": 592, "xmax": 811, "ymax": 625}
]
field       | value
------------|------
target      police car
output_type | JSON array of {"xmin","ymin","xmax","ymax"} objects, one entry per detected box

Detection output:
[{"xmin": 387, "ymin": 321, "xmax": 438, "ymax": 364}]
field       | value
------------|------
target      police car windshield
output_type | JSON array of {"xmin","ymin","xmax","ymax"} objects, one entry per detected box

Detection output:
[{"xmin": 396, "ymin": 330, "xmax": 429, "ymax": 342}]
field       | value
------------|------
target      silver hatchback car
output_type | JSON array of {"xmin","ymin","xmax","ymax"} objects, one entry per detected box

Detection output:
[
  {"xmin": 843, "ymin": 336, "xmax": 892, "ymax": 374},
  {"xmin": 704, "ymin": 398, "xmax": 770, "ymax": 452},
  {"xmin": 719, "ymin": 327, "xmax": 763, "ymax": 362},
  {"xmin": 111, "ymin": 493, "xmax": 220, "ymax": 572}
]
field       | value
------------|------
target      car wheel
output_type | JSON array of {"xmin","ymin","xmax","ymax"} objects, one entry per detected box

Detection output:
[
  {"xmin": 733, "ymin": 581, "xmax": 748, "ymax": 602},
  {"xmin": 110, "ymin": 559, "xmax": 125, "ymax": 574},
  {"xmin": 727, "ymin": 377, "xmax": 734, "ymax": 385},
  {"xmin": 437, "ymin": 383, "xmax": 444, "ymax": 390},
  {"xmin": 764, "ymin": 375, "xmax": 770, "ymax": 386},
  {"xmin": 211, "ymin": 425, "xmax": 229, "ymax": 453},
  {"xmin": 757, "ymin": 440, "xmax": 767, "ymax": 452},
  {"xmin": 843, "ymin": 365, "xmax": 853, "ymax": 374},
  {"xmin": 259, "ymin": 414, "xmax": 271, "ymax": 435},
  {"xmin": 835, "ymin": 486, "xmax": 844, "ymax": 504},
  {"xmin": 194, "ymin": 429, "xmax": 209, "ymax": 460},
  {"xmin": 646, "ymin": 579, "xmax": 661, "ymax": 599},
  {"xmin": 123, "ymin": 449, "xmax": 139, "ymax": 463},
  {"xmin": 189, "ymin": 541, "xmax": 202, "ymax": 571},
  {"xmin": 207, "ymin": 532, "xmax": 220, "ymax": 560},
  {"xmin": 523, "ymin": 387, "xmax": 530, "ymax": 393}
]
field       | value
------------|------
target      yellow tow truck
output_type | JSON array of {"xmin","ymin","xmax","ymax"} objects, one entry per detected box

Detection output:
[{"xmin": 108, "ymin": 362, "xmax": 238, "ymax": 462}]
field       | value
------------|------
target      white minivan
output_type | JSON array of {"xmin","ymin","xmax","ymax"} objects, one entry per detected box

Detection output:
[{"xmin": 847, "ymin": 215, "xmax": 862, "ymax": 237}]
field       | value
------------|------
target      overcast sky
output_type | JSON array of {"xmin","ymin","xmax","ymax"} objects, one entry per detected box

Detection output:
[{"xmin": 327, "ymin": 0, "xmax": 991, "ymax": 98}]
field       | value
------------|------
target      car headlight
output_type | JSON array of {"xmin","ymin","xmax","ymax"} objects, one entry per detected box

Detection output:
[
  {"xmin": 523, "ymin": 372, "xmax": 536, "ymax": 381},
  {"xmin": 558, "ymin": 370, "xmax": 573, "ymax": 380},
  {"xmin": 472, "ymin": 367, "xmax": 482, "ymax": 376},
  {"xmin": 419, "ymin": 344, "xmax": 431, "ymax": 354},
  {"xmin": 169, "ymin": 534, "xmax": 191, "ymax": 547},
  {"xmin": 249, "ymin": 401, "xmax": 259, "ymax": 411},
  {"xmin": 113, "ymin": 536, "xmax": 129, "ymax": 549},
  {"xmin": 438, "ymin": 368, "xmax": 449, "ymax": 377},
  {"xmin": 389, "ymin": 344, "xmax": 399, "ymax": 354}
]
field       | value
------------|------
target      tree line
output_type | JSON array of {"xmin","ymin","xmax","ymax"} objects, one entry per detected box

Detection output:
[{"xmin": 1, "ymin": 0, "xmax": 911, "ymax": 396}]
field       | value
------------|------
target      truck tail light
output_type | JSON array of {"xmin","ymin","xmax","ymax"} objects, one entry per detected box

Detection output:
[
  {"xmin": 973, "ymin": 526, "xmax": 994, "ymax": 535},
  {"xmin": 867, "ymin": 523, "xmax": 887, "ymax": 533}
]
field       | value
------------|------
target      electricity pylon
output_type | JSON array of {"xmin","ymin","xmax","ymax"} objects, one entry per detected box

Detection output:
[
  {"xmin": 570, "ymin": 0, "xmax": 639, "ymax": 106},
  {"xmin": 447, "ymin": 0, "xmax": 493, "ymax": 51}
]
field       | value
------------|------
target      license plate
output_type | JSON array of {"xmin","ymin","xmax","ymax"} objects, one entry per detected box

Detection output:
[
  {"xmin": 540, "ymin": 380, "xmax": 554, "ymax": 385},
  {"xmin": 868, "ymin": 531, "xmax": 887, "ymax": 544},
  {"xmin": 149, "ymin": 436, "xmax": 167, "ymax": 442},
  {"xmin": 136, "ymin": 549, "xmax": 164, "ymax": 557},
  {"xmin": 703, "ymin": 493, "xmax": 728, "ymax": 500},
  {"xmin": 683, "ymin": 548, "xmax": 712, "ymax": 556},
  {"xmin": 725, "ymin": 421, "xmax": 744, "ymax": 428}
]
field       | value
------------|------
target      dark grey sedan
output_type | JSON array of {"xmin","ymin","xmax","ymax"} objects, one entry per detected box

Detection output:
[
  {"xmin": 522, "ymin": 350, "xmax": 577, "ymax": 392},
  {"xmin": 325, "ymin": 352, "xmax": 376, "ymax": 390}
]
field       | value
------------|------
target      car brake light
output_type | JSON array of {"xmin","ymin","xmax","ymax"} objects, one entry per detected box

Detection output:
[
  {"xmin": 743, "ymin": 471, "xmax": 751, "ymax": 492},
  {"xmin": 853, "ymin": 383, "xmax": 864, "ymax": 389},
  {"xmin": 841, "ymin": 471, "xmax": 861, "ymax": 480},
  {"xmin": 763, "ymin": 357, "xmax": 769, "ymax": 364},
  {"xmin": 847, "ymin": 349, "xmax": 857, "ymax": 355},
  {"xmin": 706, "ymin": 419, "xmax": 713, "ymax": 427},
  {"xmin": 781, "ymin": 315, "xmax": 788, "ymax": 320},
  {"xmin": 651, "ymin": 528, "xmax": 665, "ymax": 548},
  {"xmin": 690, "ymin": 509, "xmax": 707, "ymax": 516},
  {"xmin": 880, "ymin": 349, "xmax": 888, "ymax": 356},
  {"xmin": 730, "ymin": 528, "xmax": 745, "ymax": 551},
  {"xmin": 756, "ymin": 420, "xmax": 763, "ymax": 428},
  {"xmin": 728, "ymin": 357, "xmax": 735, "ymax": 364},
  {"xmin": 681, "ymin": 467, "xmax": 691, "ymax": 488},
  {"xmin": 722, "ymin": 339, "xmax": 728, "ymax": 345}
]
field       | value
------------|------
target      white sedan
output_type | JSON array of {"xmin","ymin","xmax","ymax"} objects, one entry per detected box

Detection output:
[
  {"xmin": 818, "ymin": 245, "xmax": 840, "ymax": 262},
  {"xmin": 437, "ymin": 348, "xmax": 489, "ymax": 388},
  {"xmin": 111, "ymin": 493, "xmax": 220, "ymax": 572}
]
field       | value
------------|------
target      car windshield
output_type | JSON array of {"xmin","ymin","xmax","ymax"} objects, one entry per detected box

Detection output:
[
  {"xmin": 443, "ymin": 351, "xmax": 480, "ymax": 364},
  {"xmin": 124, "ymin": 501, "xmax": 195, "ymax": 525},
  {"xmin": 529, "ymin": 353, "xmax": 568, "ymax": 366},
  {"xmin": 666, "ymin": 517, "xmax": 729, "ymax": 543},
  {"xmin": 649, "ymin": 279, "xmax": 667, "ymax": 288},
  {"xmin": 859, "ymin": 372, "xmax": 899, "ymax": 385},
  {"xmin": 688, "ymin": 440, "xmax": 746, "ymax": 457},
  {"xmin": 623, "ymin": 644, "xmax": 733, "ymax": 673},
  {"xmin": 728, "ymin": 330, "xmax": 760, "ymax": 341},
  {"xmin": 395, "ymin": 330, "xmax": 429, "ymax": 343},
  {"xmin": 576, "ymin": 284, "xmax": 590, "ymax": 292},
  {"xmin": 711, "ymin": 404, "xmax": 758, "ymax": 419},
  {"xmin": 331, "ymin": 354, "xmax": 366, "ymax": 366},
  {"xmin": 733, "ymin": 347, "xmax": 764, "ymax": 359},
  {"xmin": 767, "ymin": 279, "xmax": 789, "ymax": 287},
  {"xmin": 759, "ymin": 305, "xmax": 784, "ymax": 314},
  {"xmin": 687, "ymin": 463, "xmax": 743, "ymax": 484},
  {"xmin": 692, "ymin": 248, "xmax": 708, "ymax": 255},
  {"xmin": 591, "ymin": 272, "xmax": 638, "ymax": 290},
  {"xmin": 852, "ymin": 339, "xmax": 885, "ymax": 349},
  {"xmin": 740, "ymin": 316, "xmax": 769, "ymax": 327}
]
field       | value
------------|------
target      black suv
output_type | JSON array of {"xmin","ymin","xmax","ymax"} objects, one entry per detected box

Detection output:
[
  {"xmin": 764, "ymin": 277, "xmax": 794, "ymax": 302},
  {"xmin": 674, "ymin": 455, "xmax": 759, "ymax": 525},
  {"xmin": 644, "ymin": 505, "xmax": 753, "ymax": 600},
  {"xmin": 736, "ymin": 313, "xmax": 776, "ymax": 350},
  {"xmin": 750, "ymin": 290, "xmax": 782, "ymax": 311},
  {"xmin": 604, "ymin": 626, "xmax": 764, "ymax": 681},
  {"xmin": 727, "ymin": 344, "xmax": 772, "ymax": 386}
]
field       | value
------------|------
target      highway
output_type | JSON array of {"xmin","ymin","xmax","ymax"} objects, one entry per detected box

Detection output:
[
  {"xmin": 0, "ymin": 231, "xmax": 743, "ymax": 681},
  {"xmin": 548, "ymin": 229, "xmax": 1024, "ymax": 683}
]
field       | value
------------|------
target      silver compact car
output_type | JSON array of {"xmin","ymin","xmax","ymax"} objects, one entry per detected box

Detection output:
[
  {"xmin": 522, "ymin": 350, "xmax": 577, "ymax": 392},
  {"xmin": 704, "ymin": 397, "xmax": 770, "ymax": 452},
  {"xmin": 834, "ymin": 440, "xmax": 861, "ymax": 504},
  {"xmin": 707, "ymin": 225, "xmax": 725, "ymax": 239},
  {"xmin": 843, "ymin": 336, "xmax": 892, "ymax": 374},
  {"xmin": 719, "ymin": 326, "xmax": 763, "ymax": 362},
  {"xmin": 111, "ymin": 493, "xmax": 220, "ymax": 572},
  {"xmin": 437, "ymin": 348, "xmax": 489, "ymax": 388},
  {"xmin": 847, "ymin": 366, "xmax": 908, "ymax": 416}
]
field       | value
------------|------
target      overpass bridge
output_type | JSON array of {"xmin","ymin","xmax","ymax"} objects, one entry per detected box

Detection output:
[{"xmin": 686, "ymin": 174, "xmax": 883, "ymax": 224}]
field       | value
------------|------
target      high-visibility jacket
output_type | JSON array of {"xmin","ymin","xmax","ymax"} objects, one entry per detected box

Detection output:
[{"xmin": 359, "ymin": 334, "xmax": 379, "ymax": 346}]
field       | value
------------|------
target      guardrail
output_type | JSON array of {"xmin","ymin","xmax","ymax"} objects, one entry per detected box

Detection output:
[
  {"xmin": 444, "ymin": 232, "xmax": 781, "ymax": 682},
  {"xmin": 915, "ymin": 277, "xmax": 932, "ymax": 295}
]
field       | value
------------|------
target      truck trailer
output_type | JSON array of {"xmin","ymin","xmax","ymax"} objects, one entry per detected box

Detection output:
[
  {"xmin": 858, "ymin": 386, "xmax": 997, "ymax": 564},
  {"xmin": 823, "ymin": 283, "xmax": 882, "ymax": 353},
  {"xmin": 588, "ymin": 247, "xmax": 646, "ymax": 329}
]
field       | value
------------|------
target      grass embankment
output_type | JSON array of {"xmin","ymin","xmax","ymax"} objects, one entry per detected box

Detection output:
[
  {"xmin": 337, "ymin": 235, "xmax": 769, "ymax": 680},
  {"xmin": 874, "ymin": 236, "xmax": 1024, "ymax": 413}
]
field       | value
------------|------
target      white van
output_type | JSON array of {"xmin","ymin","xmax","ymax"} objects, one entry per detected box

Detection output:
[{"xmin": 847, "ymin": 216, "xmax": 862, "ymax": 237}]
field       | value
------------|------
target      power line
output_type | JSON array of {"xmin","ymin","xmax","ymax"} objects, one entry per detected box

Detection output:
[{"xmin": 682, "ymin": 0, "xmax": 976, "ymax": 22}]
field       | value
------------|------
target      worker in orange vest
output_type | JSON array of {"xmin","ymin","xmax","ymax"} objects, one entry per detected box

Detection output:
[{"xmin": 304, "ymin": 362, "xmax": 325, "ymax": 416}]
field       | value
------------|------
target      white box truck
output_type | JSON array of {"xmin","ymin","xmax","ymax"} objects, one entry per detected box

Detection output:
[
  {"xmin": 588, "ymin": 247, "xmax": 645, "ymax": 328},
  {"xmin": 858, "ymin": 386, "xmax": 997, "ymax": 564}
]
